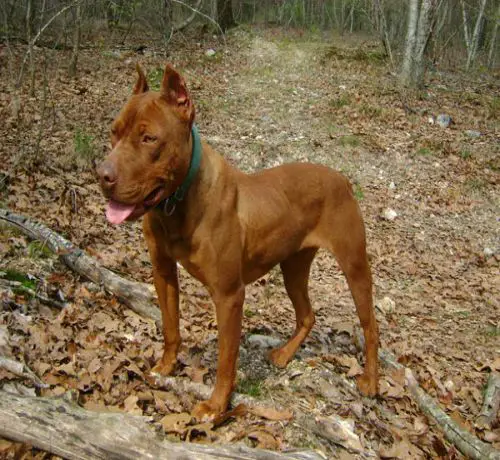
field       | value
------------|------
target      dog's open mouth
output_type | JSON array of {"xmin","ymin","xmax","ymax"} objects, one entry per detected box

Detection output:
[{"xmin": 106, "ymin": 186, "xmax": 165, "ymax": 225}]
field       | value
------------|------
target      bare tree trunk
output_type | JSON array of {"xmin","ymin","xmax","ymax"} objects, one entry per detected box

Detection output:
[
  {"xmin": 466, "ymin": 0, "xmax": 488, "ymax": 70},
  {"xmin": 400, "ymin": 0, "xmax": 436, "ymax": 87},
  {"xmin": 401, "ymin": 0, "xmax": 420, "ymax": 85},
  {"xmin": 488, "ymin": 3, "xmax": 500, "ymax": 68},
  {"xmin": 461, "ymin": 0, "xmax": 471, "ymax": 56},
  {"xmin": 68, "ymin": 2, "xmax": 81, "ymax": 78},
  {"xmin": 413, "ymin": 0, "xmax": 435, "ymax": 84},
  {"xmin": 217, "ymin": 0, "xmax": 236, "ymax": 32}
]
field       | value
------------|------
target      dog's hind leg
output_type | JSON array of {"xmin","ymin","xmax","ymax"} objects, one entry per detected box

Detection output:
[
  {"xmin": 325, "ymin": 198, "xmax": 379, "ymax": 396},
  {"xmin": 268, "ymin": 248, "xmax": 318, "ymax": 368}
]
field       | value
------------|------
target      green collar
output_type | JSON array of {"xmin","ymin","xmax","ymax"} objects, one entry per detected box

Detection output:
[{"xmin": 158, "ymin": 125, "xmax": 201, "ymax": 215}]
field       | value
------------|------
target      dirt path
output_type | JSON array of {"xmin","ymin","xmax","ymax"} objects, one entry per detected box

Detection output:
[{"xmin": 1, "ymin": 28, "xmax": 499, "ymax": 458}]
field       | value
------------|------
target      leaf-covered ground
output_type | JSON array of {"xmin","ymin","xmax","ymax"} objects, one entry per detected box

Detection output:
[{"xmin": 0, "ymin": 27, "xmax": 499, "ymax": 458}]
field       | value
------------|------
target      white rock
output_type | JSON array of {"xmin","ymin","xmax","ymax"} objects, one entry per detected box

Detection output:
[
  {"xmin": 484, "ymin": 247, "xmax": 494, "ymax": 257},
  {"xmin": 376, "ymin": 296, "xmax": 396, "ymax": 315},
  {"xmin": 381, "ymin": 208, "xmax": 398, "ymax": 221},
  {"xmin": 464, "ymin": 129, "xmax": 481, "ymax": 138},
  {"xmin": 389, "ymin": 182, "xmax": 396, "ymax": 190},
  {"xmin": 247, "ymin": 334, "xmax": 282, "ymax": 349},
  {"xmin": 205, "ymin": 48, "xmax": 216, "ymax": 57}
]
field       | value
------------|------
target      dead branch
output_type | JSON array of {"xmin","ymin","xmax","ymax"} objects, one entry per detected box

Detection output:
[
  {"xmin": 476, "ymin": 373, "xmax": 500, "ymax": 430},
  {"xmin": 380, "ymin": 348, "xmax": 500, "ymax": 460},
  {"xmin": 0, "ymin": 390, "xmax": 321, "ymax": 460},
  {"xmin": 172, "ymin": 0, "xmax": 225, "ymax": 37},
  {"xmin": 0, "ymin": 356, "xmax": 48, "ymax": 389},
  {"xmin": 0, "ymin": 209, "xmax": 160, "ymax": 325}
]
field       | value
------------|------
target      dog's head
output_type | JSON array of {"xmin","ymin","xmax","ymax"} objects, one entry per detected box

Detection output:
[{"xmin": 96, "ymin": 64, "xmax": 195, "ymax": 224}]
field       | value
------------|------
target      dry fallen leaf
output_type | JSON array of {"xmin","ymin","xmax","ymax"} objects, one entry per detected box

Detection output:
[
  {"xmin": 413, "ymin": 416, "xmax": 429, "ymax": 436},
  {"xmin": 88, "ymin": 357, "xmax": 102, "ymax": 374},
  {"xmin": 160, "ymin": 413, "xmax": 193, "ymax": 434},
  {"xmin": 212, "ymin": 403, "xmax": 248, "ymax": 427},
  {"xmin": 248, "ymin": 429, "xmax": 280, "ymax": 450},
  {"xmin": 250, "ymin": 405, "xmax": 293, "ymax": 421},
  {"xmin": 347, "ymin": 359, "xmax": 364, "ymax": 377},
  {"xmin": 380, "ymin": 377, "xmax": 405, "ymax": 399},
  {"xmin": 123, "ymin": 395, "xmax": 142, "ymax": 416},
  {"xmin": 380, "ymin": 438, "xmax": 420, "ymax": 459},
  {"xmin": 187, "ymin": 422, "xmax": 217, "ymax": 442}
]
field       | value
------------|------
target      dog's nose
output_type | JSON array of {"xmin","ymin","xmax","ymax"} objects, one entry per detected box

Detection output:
[{"xmin": 96, "ymin": 160, "xmax": 117, "ymax": 189}]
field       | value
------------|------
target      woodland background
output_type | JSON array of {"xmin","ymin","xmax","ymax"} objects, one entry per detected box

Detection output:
[{"xmin": 0, "ymin": 1, "xmax": 499, "ymax": 459}]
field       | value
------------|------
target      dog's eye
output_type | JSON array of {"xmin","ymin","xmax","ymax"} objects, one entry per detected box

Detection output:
[{"xmin": 143, "ymin": 134, "xmax": 157, "ymax": 144}]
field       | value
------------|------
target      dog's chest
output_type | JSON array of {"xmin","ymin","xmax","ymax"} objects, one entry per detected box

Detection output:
[{"xmin": 157, "ymin": 223, "xmax": 209, "ymax": 284}]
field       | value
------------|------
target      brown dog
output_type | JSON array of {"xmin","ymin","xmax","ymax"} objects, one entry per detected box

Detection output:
[{"xmin": 97, "ymin": 64, "xmax": 379, "ymax": 420}]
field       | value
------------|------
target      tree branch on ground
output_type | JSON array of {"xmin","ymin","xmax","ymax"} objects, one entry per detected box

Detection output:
[
  {"xmin": 380, "ymin": 349, "xmax": 500, "ymax": 460},
  {"xmin": 0, "ymin": 209, "xmax": 160, "ymax": 325},
  {"xmin": 475, "ymin": 372, "xmax": 500, "ymax": 430}
]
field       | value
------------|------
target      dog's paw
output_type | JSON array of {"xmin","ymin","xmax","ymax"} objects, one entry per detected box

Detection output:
[
  {"xmin": 267, "ymin": 348, "xmax": 290, "ymax": 368},
  {"xmin": 192, "ymin": 400, "xmax": 225, "ymax": 422},
  {"xmin": 356, "ymin": 373, "xmax": 378, "ymax": 397},
  {"xmin": 151, "ymin": 358, "xmax": 176, "ymax": 376}
]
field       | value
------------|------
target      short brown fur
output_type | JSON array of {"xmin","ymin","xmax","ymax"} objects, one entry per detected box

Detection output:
[{"xmin": 97, "ymin": 64, "xmax": 379, "ymax": 420}]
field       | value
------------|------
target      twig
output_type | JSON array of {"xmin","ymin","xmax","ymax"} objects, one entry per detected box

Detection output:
[
  {"xmin": 0, "ymin": 278, "xmax": 65, "ymax": 309},
  {"xmin": 476, "ymin": 373, "xmax": 500, "ymax": 430},
  {"xmin": 17, "ymin": 0, "xmax": 82, "ymax": 87},
  {"xmin": 0, "ymin": 356, "xmax": 48, "ymax": 389}
]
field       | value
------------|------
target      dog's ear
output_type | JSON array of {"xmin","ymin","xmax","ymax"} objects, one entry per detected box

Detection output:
[
  {"xmin": 161, "ymin": 64, "xmax": 195, "ymax": 124},
  {"xmin": 133, "ymin": 64, "xmax": 149, "ymax": 94}
]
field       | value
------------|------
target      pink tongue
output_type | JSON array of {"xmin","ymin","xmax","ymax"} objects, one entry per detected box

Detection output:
[{"xmin": 106, "ymin": 200, "xmax": 136, "ymax": 225}]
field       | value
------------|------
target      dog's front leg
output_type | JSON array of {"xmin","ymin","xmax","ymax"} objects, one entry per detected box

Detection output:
[
  {"xmin": 192, "ymin": 285, "xmax": 245, "ymax": 420},
  {"xmin": 150, "ymin": 257, "xmax": 180, "ymax": 375},
  {"xmin": 144, "ymin": 218, "xmax": 181, "ymax": 376}
]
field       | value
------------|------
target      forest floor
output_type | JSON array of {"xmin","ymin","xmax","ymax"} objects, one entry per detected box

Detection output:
[{"xmin": 0, "ymin": 26, "xmax": 499, "ymax": 458}]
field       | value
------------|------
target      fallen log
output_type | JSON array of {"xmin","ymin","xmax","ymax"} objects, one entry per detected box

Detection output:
[
  {"xmin": 0, "ymin": 209, "xmax": 160, "ymax": 325},
  {"xmin": 0, "ymin": 390, "xmax": 322, "ymax": 460},
  {"xmin": 476, "ymin": 372, "xmax": 500, "ymax": 430}
]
